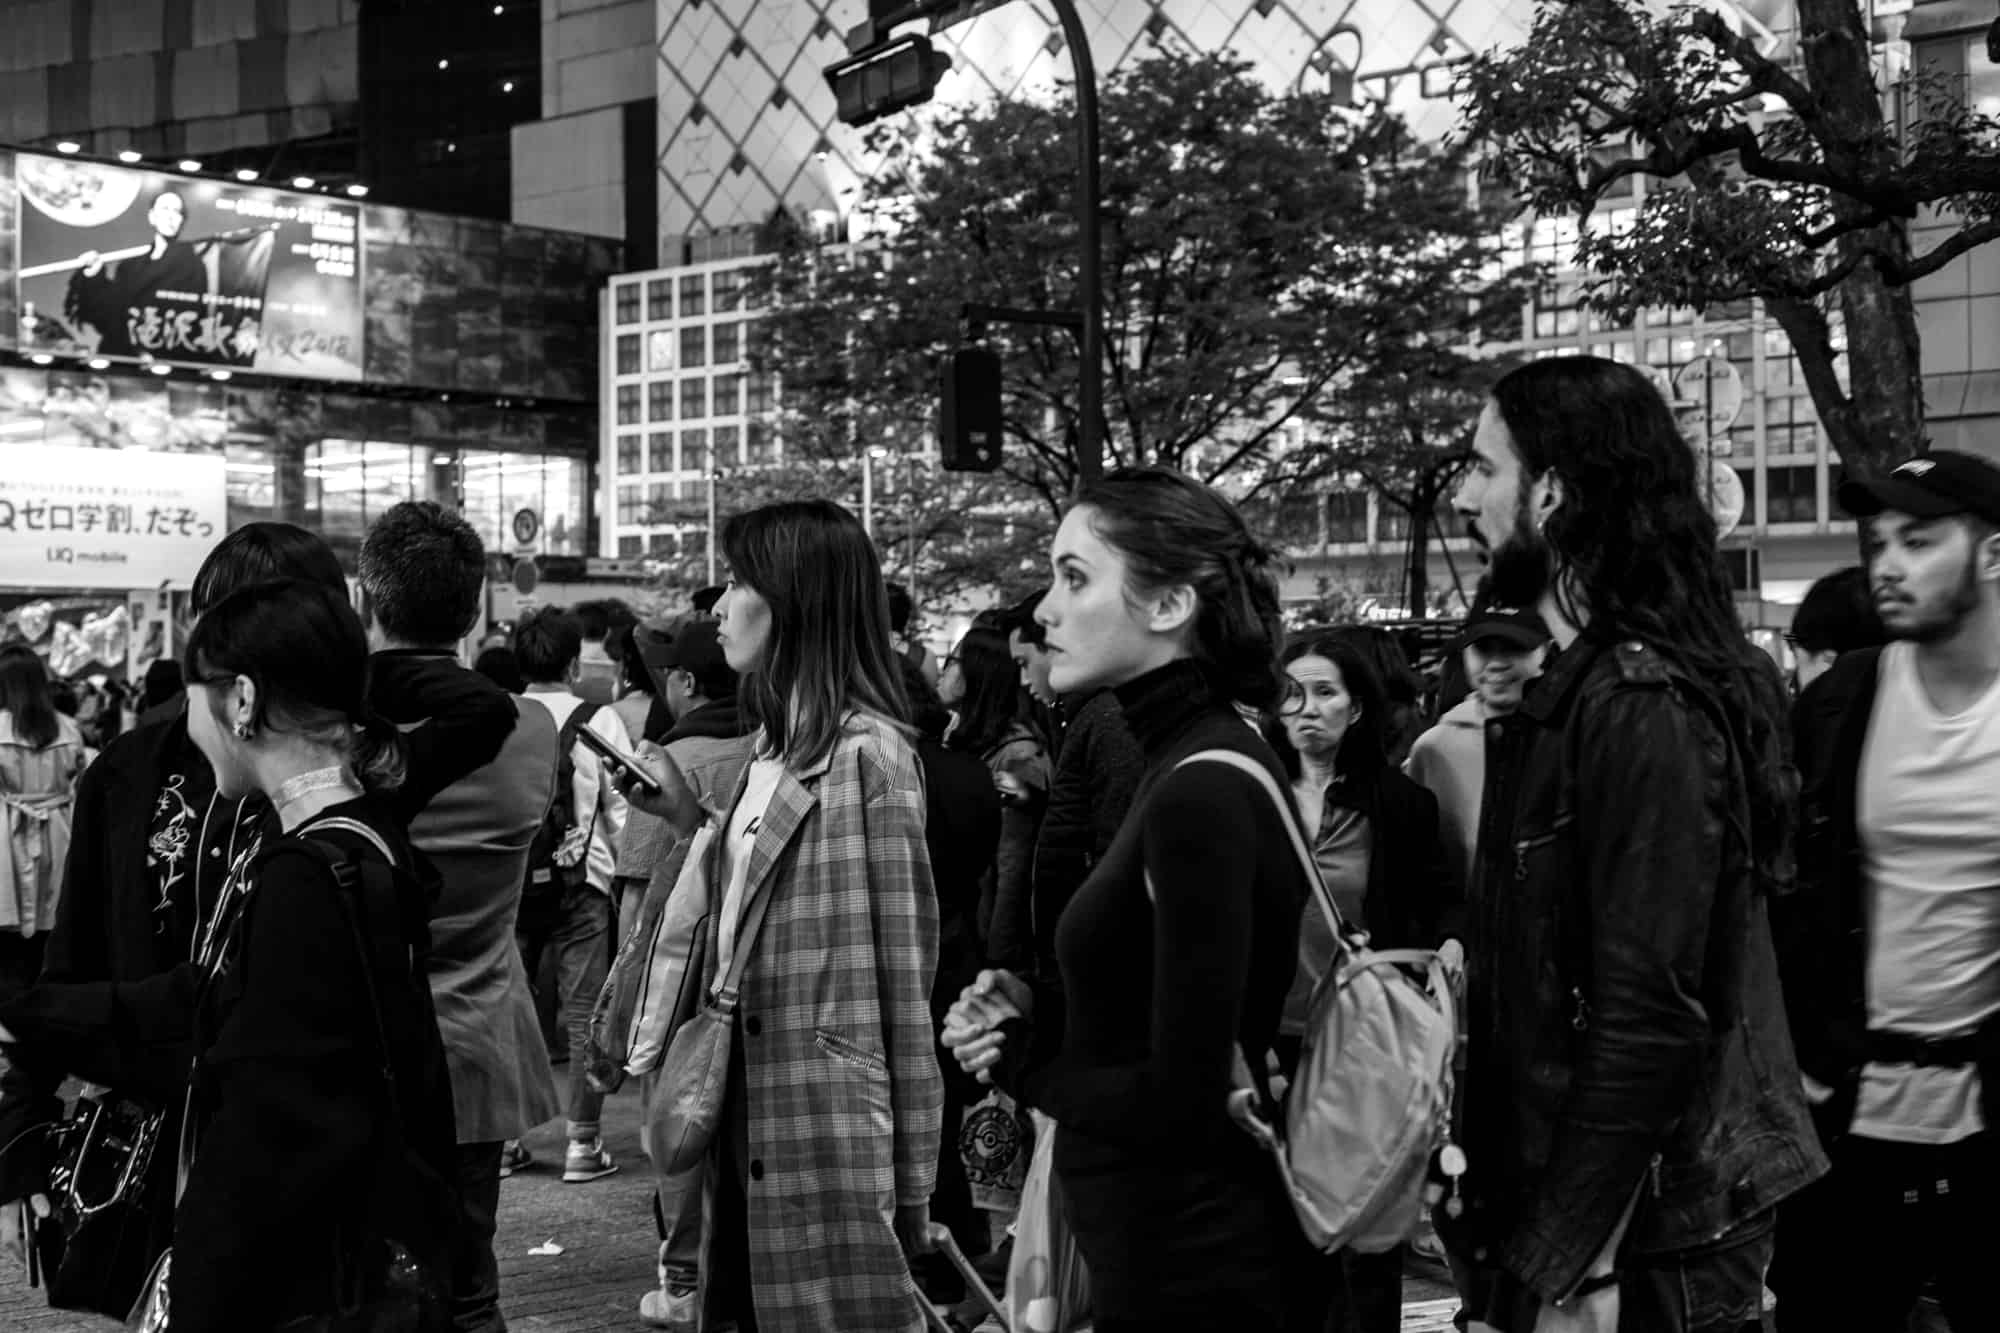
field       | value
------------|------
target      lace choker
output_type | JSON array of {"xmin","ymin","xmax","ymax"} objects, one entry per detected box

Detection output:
[{"xmin": 274, "ymin": 765, "xmax": 357, "ymax": 817}]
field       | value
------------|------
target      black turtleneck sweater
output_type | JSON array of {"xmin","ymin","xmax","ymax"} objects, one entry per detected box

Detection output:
[{"xmin": 1030, "ymin": 659, "xmax": 1308, "ymax": 1160}]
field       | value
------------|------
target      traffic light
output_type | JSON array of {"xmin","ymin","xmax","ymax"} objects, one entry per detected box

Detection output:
[
  {"xmin": 825, "ymin": 34, "xmax": 951, "ymax": 129},
  {"xmin": 940, "ymin": 347, "xmax": 1002, "ymax": 472}
]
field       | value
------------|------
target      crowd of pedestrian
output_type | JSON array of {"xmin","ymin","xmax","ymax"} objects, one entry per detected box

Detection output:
[{"xmin": 0, "ymin": 351, "xmax": 1992, "ymax": 1333}]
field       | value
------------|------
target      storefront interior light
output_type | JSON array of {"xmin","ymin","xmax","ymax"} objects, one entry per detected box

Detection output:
[
  {"xmin": 438, "ymin": 58, "xmax": 451, "ymax": 70},
  {"xmin": 117, "ymin": 150, "xmax": 143, "ymax": 164},
  {"xmin": 86, "ymin": 358, "xmax": 110, "ymax": 370},
  {"xmin": 235, "ymin": 169, "xmax": 258, "ymax": 182},
  {"xmin": 28, "ymin": 354, "xmax": 53, "ymax": 366},
  {"xmin": 346, "ymin": 184, "xmax": 369, "ymax": 198},
  {"xmin": 208, "ymin": 369, "xmax": 233, "ymax": 382},
  {"xmin": 503, "ymin": 81, "xmax": 515, "ymax": 92},
  {"xmin": 148, "ymin": 364, "xmax": 172, "ymax": 376},
  {"xmin": 292, "ymin": 176, "xmax": 316, "ymax": 189},
  {"xmin": 179, "ymin": 159, "xmax": 202, "ymax": 172},
  {"xmin": 56, "ymin": 141, "xmax": 81, "ymax": 154}
]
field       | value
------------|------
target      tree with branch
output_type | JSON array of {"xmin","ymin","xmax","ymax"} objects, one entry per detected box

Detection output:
[
  {"xmin": 1458, "ymin": 0, "xmax": 2000, "ymax": 477},
  {"xmin": 750, "ymin": 49, "xmax": 1523, "ymax": 581}
]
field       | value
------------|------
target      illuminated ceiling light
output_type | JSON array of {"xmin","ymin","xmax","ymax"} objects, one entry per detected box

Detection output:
[
  {"xmin": 235, "ymin": 168, "xmax": 258, "ymax": 182},
  {"xmin": 493, "ymin": 3, "xmax": 503, "ymax": 11},
  {"xmin": 503, "ymin": 80, "xmax": 515, "ymax": 92},
  {"xmin": 447, "ymin": 143, "xmax": 458, "ymax": 153},
  {"xmin": 345, "ymin": 183, "xmax": 369, "ymax": 197},
  {"xmin": 86, "ymin": 358, "xmax": 110, "ymax": 370},
  {"xmin": 148, "ymin": 363, "xmax": 172, "ymax": 376},
  {"xmin": 56, "ymin": 141, "xmax": 81, "ymax": 154},
  {"xmin": 438, "ymin": 58, "xmax": 450, "ymax": 70},
  {"xmin": 292, "ymin": 176, "xmax": 316, "ymax": 189},
  {"xmin": 178, "ymin": 159, "xmax": 202, "ymax": 172},
  {"xmin": 28, "ymin": 354, "xmax": 53, "ymax": 366},
  {"xmin": 117, "ymin": 149, "xmax": 143, "ymax": 163},
  {"xmin": 208, "ymin": 370, "xmax": 233, "ymax": 382}
]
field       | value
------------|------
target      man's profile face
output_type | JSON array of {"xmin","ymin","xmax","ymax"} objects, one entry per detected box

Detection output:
[
  {"xmin": 1456, "ymin": 403, "xmax": 1554, "ymax": 609},
  {"xmin": 148, "ymin": 193, "xmax": 186, "ymax": 241},
  {"xmin": 1865, "ymin": 512, "xmax": 1987, "ymax": 644},
  {"xmin": 1008, "ymin": 627, "xmax": 1056, "ymax": 705}
]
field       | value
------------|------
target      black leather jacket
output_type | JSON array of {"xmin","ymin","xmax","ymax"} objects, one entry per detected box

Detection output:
[{"xmin": 1456, "ymin": 635, "xmax": 1825, "ymax": 1303}]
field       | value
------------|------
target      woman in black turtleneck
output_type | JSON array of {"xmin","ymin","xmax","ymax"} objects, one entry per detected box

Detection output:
[{"xmin": 945, "ymin": 467, "xmax": 1320, "ymax": 1333}]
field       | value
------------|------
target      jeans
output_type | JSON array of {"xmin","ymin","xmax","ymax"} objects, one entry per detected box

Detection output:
[
  {"xmin": 1772, "ymin": 1132, "xmax": 1988, "ymax": 1332},
  {"xmin": 452, "ymin": 1142, "xmax": 506, "ymax": 1333},
  {"xmin": 1612, "ymin": 1209, "xmax": 1774, "ymax": 1333},
  {"xmin": 518, "ymin": 884, "xmax": 612, "ymax": 1140}
]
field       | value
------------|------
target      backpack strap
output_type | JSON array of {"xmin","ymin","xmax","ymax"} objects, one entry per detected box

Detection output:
[
  {"xmin": 555, "ymin": 703, "xmax": 605, "ymax": 844},
  {"xmin": 1172, "ymin": 748, "xmax": 1352, "ymax": 942}
]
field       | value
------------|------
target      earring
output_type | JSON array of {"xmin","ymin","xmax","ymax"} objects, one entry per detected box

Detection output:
[{"xmin": 233, "ymin": 721, "xmax": 254, "ymax": 740}]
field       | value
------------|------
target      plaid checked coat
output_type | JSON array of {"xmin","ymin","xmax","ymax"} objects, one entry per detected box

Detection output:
[{"xmin": 700, "ymin": 712, "xmax": 943, "ymax": 1331}]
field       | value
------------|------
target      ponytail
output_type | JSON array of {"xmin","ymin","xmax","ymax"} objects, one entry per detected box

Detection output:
[{"xmin": 351, "ymin": 711, "xmax": 408, "ymax": 794}]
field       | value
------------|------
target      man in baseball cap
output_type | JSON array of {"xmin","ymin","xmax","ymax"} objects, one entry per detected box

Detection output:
[
  {"xmin": 1836, "ymin": 450, "xmax": 2000, "ymax": 530},
  {"xmin": 1837, "ymin": 450, "xmax": 2000, "ymax": 644}
]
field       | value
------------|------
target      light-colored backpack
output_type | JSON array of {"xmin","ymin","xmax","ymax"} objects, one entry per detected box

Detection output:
[{"xmin": 1172, "ymin": 749, "xmax": 1462, "ymax": 1255}]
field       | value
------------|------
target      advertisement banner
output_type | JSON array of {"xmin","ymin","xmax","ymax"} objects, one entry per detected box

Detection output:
[
  {"xmin": 14, "ymin": 153, "xmax": 363, "ymax": 380},
  {"xmin": 0, "ymin": 444, "xmax": 227, "ymax": 590}
]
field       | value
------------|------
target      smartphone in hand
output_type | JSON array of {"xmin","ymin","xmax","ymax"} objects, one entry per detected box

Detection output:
[{"xmin": 573, "ymin": 725, "xmax": 664, "ymax": 795}]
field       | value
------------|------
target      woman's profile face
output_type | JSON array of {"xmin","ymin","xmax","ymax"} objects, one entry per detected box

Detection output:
[
  {"xmin": 1037, "ymin": 506, "xmax": 1162, "ymax": 696},
  {"xmin": 714, "ymin": 579, "xmax": 774, "ymax": 674}
]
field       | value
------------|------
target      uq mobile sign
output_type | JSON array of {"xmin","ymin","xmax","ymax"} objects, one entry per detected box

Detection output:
[{"xmin": 12, "ymin": 151, "xmax": 364, "ymax": 380}]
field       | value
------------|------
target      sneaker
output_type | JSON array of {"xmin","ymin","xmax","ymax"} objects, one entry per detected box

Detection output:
[
  {"xmin": 562, "ymin": 1137, "xmax": 619, "ymax": 1183},
  {"xmin": 639, "ymin": 1282, "xmax": 699, "ymax": 1331},
  {"xmin": 498, "ymin": 1141, "xmax": 533, "ymax": 1179}
]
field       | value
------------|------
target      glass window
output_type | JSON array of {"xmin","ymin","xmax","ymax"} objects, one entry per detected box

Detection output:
[
  {"xmin": 616, "ymin": 384, "xmax": 641, "ymax": 426},
  {"xmin": 712, "ymin": 322, "xmax": 741, "ymax": 366},
  {"xmin": 647, "ymin": 330, "xmax": 675, "ymax": 373},
  {"xmin": 679, "ymin": 274, "xmax": 706, "ymax": 318},
  {"xmin": 681, "ymin": 378, "xmax": 708, "ymax": 419},
  {"xmin": 1328, "ymin": 492, "xmax": 1367, "ymax": 545},
  {"xmin": 614, "ymin": 283, "xmax": 640, "ymax": 325},
  {"xmin": 226, "ymin": 442, "xmax": 279, "ymax": 527},
  {"xmin": 647, "ymin": 279, "xmax": 673, "ymax": 322},
  {"xmin": 648, "ymin": 482, "xmax": 672, "ymax": 518},
  {"xmin": 1378, "ymin": 503, "xmax": 1409, "ymax": 543},
  {"xmin": 649, "ymin": 381, "xmax": 674, "ymax": 423},
  {"xmin": 1731, "ymin": 466, "xmax": 1760, "ymax": 528},
  {"xmin": 616, "ymin": 335, "xmax": 641, "ymax": 376},
  {"xmin": 682, "ymin": 428, "xmax": 709, "ymax": 471},
  {"xmin": 680, "ymin": 327, "xmax": 706, "ymax": 369},
  {"xmin": 746, "ymin": 372, "xmax": 776, "ymax": 416},
  {"xmin": 617, "ymin": 484, "xmax": 644, "ymax": 526},
  {"xmin": 712, "ymin": 424, "xmax": 741, "ymax": 467},
  {"xmin": 712, "ymin": 373, "xmax": 742, "ymax": 416},
  {"xmin": 1767, "ymin": 464, "xmax": 1817, "ymax": 524},
  {"xmin": 619, "ymin": 534, "xmax": 643, "ymax": 557},
  {"xmin": 617, "ymin": 434, "xmax": 642, "ymax": 475},
  {"xmin": 746, "ymin": 420, "xmax": 777, "ymax": 465},
  {"xmin": 714, "ymin": 268, "xmax": 743, "ymax": 311},
  {"xmin": 648, "ymin": 431, "xmax": 673, "ymax": 474},
  {"xmin": 306, "ymin": 440, "xmax": 417, "ymax": 545}
]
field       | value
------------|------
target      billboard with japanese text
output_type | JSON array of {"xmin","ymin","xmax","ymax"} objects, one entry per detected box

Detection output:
[
  {"xmin": 0, "ymin": 444, "xmax": 227, "ymax": 590},
  {"xmin": 14, "ymin": 153, "xmax": 363, "ymax": 380}
]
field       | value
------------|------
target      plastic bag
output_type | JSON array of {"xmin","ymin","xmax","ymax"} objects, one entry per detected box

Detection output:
[{"xmin": 1007, "ymin": 1113, "xmax": 1090, "ymax": 1333}]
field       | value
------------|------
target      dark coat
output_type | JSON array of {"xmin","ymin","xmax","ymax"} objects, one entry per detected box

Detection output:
[
  {"xmin": 1026, "ymin": 690, "xmax": 1145, "ymax": 978},
  {"xmin": 1455, "ymin": 636, "xmax": 1824, "ymax": 1305},
  {"xmin": 1338, "ymin": 761, "xmax": 1461, "ymax": 949}
]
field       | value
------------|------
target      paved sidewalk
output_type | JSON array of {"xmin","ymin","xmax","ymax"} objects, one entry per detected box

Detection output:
[{"xmin": 0, "ymin": 1065, "xmax": 1467, "ymax": 1332}]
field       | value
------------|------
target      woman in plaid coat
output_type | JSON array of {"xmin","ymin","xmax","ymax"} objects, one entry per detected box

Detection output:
[{"xmin": 619, "ymin": 498, "xmax": 943, "ymax": 1332}]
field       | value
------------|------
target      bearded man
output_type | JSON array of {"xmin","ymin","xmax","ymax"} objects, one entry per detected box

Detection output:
[
  {"xmin": 1442, "ymin": 355, "xmax": 1824, "ymax": 1333},
  {"xmin": 1769, "ymin": 451, "xmax": 2000, "ymax": 1333}
]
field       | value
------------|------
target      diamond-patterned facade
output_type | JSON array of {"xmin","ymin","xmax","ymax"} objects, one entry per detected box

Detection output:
[{"xmin": 655, "ymin": 0, "xmax": 1539, "ymax": 253}]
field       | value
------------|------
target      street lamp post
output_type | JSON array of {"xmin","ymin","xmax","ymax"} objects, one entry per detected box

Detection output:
[
  {"xmin": 706, "ymin": 468, "xmax": 721, "ymax": 584},
  {"xmin": 862, "ymin": 446, "xmax": 888, "ymax": 537}
]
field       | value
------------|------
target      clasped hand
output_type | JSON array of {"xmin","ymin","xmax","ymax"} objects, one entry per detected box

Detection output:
[{"xmin": 940, "ymin": 969, "xmax": 1033, "ymax": 1084}]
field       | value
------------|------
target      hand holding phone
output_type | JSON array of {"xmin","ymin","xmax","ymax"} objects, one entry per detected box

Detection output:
[{"xmin": 575, "ymin": 725, "xmax": 664, "ymax": 795}]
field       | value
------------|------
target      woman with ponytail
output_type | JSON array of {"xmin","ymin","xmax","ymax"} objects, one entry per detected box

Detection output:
[{"xmin": 944, "ymin": 467, "xmax": 1326, "ymax": 1331}]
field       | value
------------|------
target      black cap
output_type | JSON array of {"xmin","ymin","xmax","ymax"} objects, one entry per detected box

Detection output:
[
  {"xmin": 1459, "ymin": 599, "xmax": 1548, "ymax": 652},
  {"xmin": 1837, "ymin": 451, "xmax": 2000, "ymax": 527},
  {"xmin": 641, "ymin": 619, "xmax": 727, "ymax": 677}
]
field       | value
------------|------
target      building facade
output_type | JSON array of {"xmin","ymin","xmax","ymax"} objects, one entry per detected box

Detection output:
[{"xmin": 589, "ymin": 0, "xmax": 1997, "ymax": 623}]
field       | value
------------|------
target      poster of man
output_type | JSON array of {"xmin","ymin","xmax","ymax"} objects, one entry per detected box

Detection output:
[{"xmin": 15, "ymin": 153, "xmax": 365, "ymax": 381}]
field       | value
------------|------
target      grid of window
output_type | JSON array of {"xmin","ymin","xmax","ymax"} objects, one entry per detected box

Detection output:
[
  {"xmin": 649, "ymin": 381, "xmax": 674, "ymax": 423},
  {"xmin": 713, "ymin": 373, "xmax": 742, "ymax": 416},
  {"xmin": 712, "ymin": 322, "xmax": 741, "ymax": 366},
  {"xmin": 616, "ymin": 335, "xmax": 641, "ymax": 376},
  {"xmin": 1766, "ymin": 464, "xmax": 1818, "ymax": 524},
  {"xmin": 747, "ymin": 421, "xmax": 777, "ymax": 465},
  {"xmin": 614, "ymin": 283, "xmax": 640, "ymax": 325},
  {"xmin": 713, "ymin": 424, "xmax": 741, "ymax": 468},
  {"xmin": 746, "ymin": 373, "xmax": 775, "ymax": 415},
  {"xmin": 682, "ymin": 428, "xmax": 709, "ymax": 471},
  {"xmin": 616, "ymin": 484, "xmax": 644, "ymax": 524},
  {"xmin": 681, "ymin": 379, "xmax": 707, "ymax": 419},
  {"xmin": 680, "ymin": 274, "xmax": 706, "ymax": 318},
  {"xmin": 649, "ymin": 432, "xmax": 673, "ymax": 473},
  {"xmin": 647, "ymin": 279, "xmax": 673, "ymax": 322},
  {"xmin": 615, "ymin": 384, "xmax": 641, "ymax": 426},
  {"xmin": 1328, "ymin": 492, "xmax": 1368, "ymax": 545},
  {"xmin": 714, "ymin": 269, "xmax": 743, "ymax": 311},
  {"xmin": 616, "ymin": 434, "xmax": 642, "ymax": 475},
  {"xmin": 680, "ymin": 327, "xmax": 706, "ymax": 369}
]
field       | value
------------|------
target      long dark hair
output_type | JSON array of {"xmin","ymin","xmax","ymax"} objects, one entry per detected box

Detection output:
[
  {"xmin": 1490, "ymin": 355, "xmax": 1792, "ymax": 864},
  {"xmin": 946, "ymin": 625, "xmax": 1024, "ymax": 756},
  {"xmin": 720, "ymin": 500, "xmax": 910, "ymax": 767},
  {"xmin": 1269, "ymin": 634, "xmax": 1390, "ymax": 783},
  {"xmin": 184, "ymin": 580, "xmax": 406, "ymax": 792},
  {"xmin": 1071, "ymin": 467, "xmax": 1286, "ymax": 710},
  {"xmin": 0, "ymin": 646, "xmax": 61, "ymax": 749}
]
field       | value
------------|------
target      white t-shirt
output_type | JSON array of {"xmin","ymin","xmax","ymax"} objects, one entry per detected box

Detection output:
[
  {"xmin": 714, "ymin": 752, "xmax": 787, "ymax": 981},
  {"xmin": 1853, "ymin": 641, "xmax": 2000, "ymax": 1144},
  {"xmin": 518, "ymin": 690, "xmax": 632, "ymax": 895}
]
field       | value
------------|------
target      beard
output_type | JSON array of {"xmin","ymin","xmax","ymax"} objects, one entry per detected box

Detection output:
[
  {"xmin": 1483, "ymin": 497, "xmax": 1554, "ymax": 609},
  {"xmin": 1883, "ymin": 553, "xmax": 1982, "ymax": 644}
]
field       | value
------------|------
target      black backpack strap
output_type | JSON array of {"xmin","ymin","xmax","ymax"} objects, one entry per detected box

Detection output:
[
  {"xmin": 293, "ymin": 830, "xmax": 407, "ymax": 1123},
  {"xmin": 554, "ymin": 702, "xmax": 604, "ymax": 841}
]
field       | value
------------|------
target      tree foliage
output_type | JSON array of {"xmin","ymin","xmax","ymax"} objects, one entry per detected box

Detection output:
[
  {"xmin": 748, "ymin": 48, "xmax": 1525, "ymax": 602},
  {"xmin": 1458, "ymin": 0, "xmax": 2000, "ymax": 474}
]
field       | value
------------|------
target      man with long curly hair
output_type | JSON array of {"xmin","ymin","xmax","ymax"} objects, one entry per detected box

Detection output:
[{"xmin": 1444, "ymin": 355, "xmax": 1825, "ymax": 1333}]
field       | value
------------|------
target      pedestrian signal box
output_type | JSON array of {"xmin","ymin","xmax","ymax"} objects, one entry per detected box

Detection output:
[
  {"xmin": 825, "ymin": 35, "xmax": 952, "ymax": 129},
  {"xmin": 940, "ymin": 347, "xmax": 1002, "ymax": 472}
]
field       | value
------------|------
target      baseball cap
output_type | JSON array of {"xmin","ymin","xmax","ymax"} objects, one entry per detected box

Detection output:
[
  {"xmin": 1459, "ymin": 598, "xmax": 1548, "ymax": 652},
  {"xmin": 1836, "ymin": 451, "xmax": 2000, "ymax": 527},
  {"xmin": 640, "ymin": 619, "xmax": 728, "ymax": 677}
]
